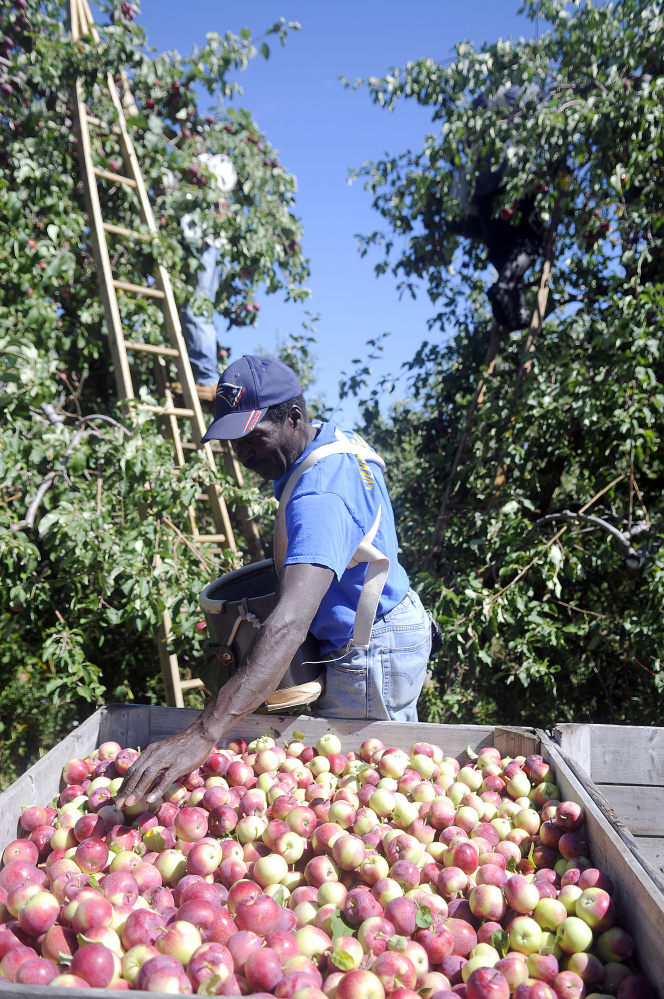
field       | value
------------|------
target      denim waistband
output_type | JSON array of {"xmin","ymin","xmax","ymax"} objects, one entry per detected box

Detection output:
[{"xmin": 374, "ymin": 588, "xmax": 411, "ymax": 623}]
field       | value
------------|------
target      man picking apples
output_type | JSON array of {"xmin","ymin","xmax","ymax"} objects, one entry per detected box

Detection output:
[{"xmin": 118, "ymin": 355, "xmax": 433, "ymax": 807}]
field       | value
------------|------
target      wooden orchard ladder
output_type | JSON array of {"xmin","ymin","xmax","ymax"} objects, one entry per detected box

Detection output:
[{"xmin": 67, "ymin": 0, "xmax": 263, "ymax": 706}]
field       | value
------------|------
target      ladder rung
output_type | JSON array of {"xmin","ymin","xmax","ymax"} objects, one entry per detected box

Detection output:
[
  {"xmin": 169, "ymin": 381, "xmax": 217, "ymax": 403},
  {"xmin": 85, "ymin": 113, "xmax": 103, "ymax": 127},
  {"xmin": 94, "ymin": 167, "xmax": 137, "ymax": 188},
  {"xmin": 184, "ymin": 444, "xmax": 225, "ymax": 456},
  {"xmin": 136, "ymin": 403, "xmax": 195, "ymax": 417},
  {"xmin": 179, "ymin": 678, "xmax": 205, "ymax": 691},
  {"xmin": 113, "ymin": 279, "xmax": 165, "ymax": 299},
  {"xmin": 125, "ymin": 340, "xmax": 180, "ymax": 358},
  {"xmin": 103, "ymin": 222, "xmax": 151, "ymax": 240},
  {"xmin": 85, "ymin": 114, "xmax": 119, "ymax": 135},
  {"xmin": 195, "ymin": 534, "xmax": 227, "ymax": 543}
]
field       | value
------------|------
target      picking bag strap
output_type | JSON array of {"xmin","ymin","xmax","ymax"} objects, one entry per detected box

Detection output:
[{"xmin": 274, "ymin": 435, "xmax": 390, "ymax": 649}]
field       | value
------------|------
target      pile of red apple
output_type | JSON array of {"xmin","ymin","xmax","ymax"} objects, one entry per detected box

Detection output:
[{"xmin": 0, "ymin": 733, "xmax": 656, "ymax": 998}]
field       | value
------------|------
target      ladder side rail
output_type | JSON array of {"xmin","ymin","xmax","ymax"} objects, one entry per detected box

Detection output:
[
  {"xmin": 153, "ymin": 357, "xmax": 200, "ymax": 539},
  {"xmin": 70, "ymin": 80, "xmax": 135, "ymax": 405},
  {"xmin": 221, "ymin": 442, "xmax": 265, "ymax": 561}
]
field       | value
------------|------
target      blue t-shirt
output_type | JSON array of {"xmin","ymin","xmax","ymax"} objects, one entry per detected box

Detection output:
[{"xmin": 273, "ymin": 422, "xmax": 410, "ymax": 653}]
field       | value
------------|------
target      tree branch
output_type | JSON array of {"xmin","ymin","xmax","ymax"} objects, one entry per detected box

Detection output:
[
  {"xmin": 533, "ymin": 510, "xmax": 648, "ymax": 569},
  {"xmin": 14, "ymin": 472, "xmax": 58, "ymax": 531},
  {"xmin": 73, "ymin": 414, "xmax": 131, "ymax": 436}
]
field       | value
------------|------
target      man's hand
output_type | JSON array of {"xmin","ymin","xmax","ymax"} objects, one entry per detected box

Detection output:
[
  {"xmin": 115, "ymin": 729, "xmax": 212, "ymax": 809},
  {"xmin": 116, "ymin": 563, "xmax": 333, "ymax": 810}
]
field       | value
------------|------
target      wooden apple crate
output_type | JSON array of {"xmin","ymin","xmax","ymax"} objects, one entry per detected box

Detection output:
[
  {"xmin": 552, "ymin": 724, "xmax": 664, "ymax": 877},
  {"xmin": 0, "ymin": 705, "xmax": 662, "ymax": 998}
]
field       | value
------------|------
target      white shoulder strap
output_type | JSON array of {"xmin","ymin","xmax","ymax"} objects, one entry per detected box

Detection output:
[{"xmin": 274, "ymin": 433, "xmax": 390, "ymax": 649}]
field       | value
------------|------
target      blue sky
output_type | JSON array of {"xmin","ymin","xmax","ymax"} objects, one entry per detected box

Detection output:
[{"xmin": 136, "ymin": 1, "xmax": 539, "ymax": 421}]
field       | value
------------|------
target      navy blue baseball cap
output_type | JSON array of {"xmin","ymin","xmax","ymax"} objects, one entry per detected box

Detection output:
[{"xmin": 202, "ymin": 355, "xmax": 302, "ymax": 441}]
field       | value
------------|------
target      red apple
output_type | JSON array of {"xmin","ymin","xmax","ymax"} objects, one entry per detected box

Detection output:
[
  {"xmin": 187, "ymin": 940, "xmax": 233, "ymax": 991},
  {"xmin": 156, "ymin": 919, "xmax": 202, "ymax": 966},
  {"xmin": 121, "ymin": 908, "xmax": 165, "ymax": 950},
  {"xmin": 17, "ymin": 890, "xmax": 60, "ymax": 935},
  {"xmin": 70, "ymin": 942, "xmax": 117, "ymax": 988},
  {"xmin": 494, "ymin": 957, "xmax": 528, "ymax": 992},
  {"xmin": 0, "ymin": 944, "xmax": 39, "ymax": 982},
  {"xmin": 336, "ymin": 967, "xmax": 385, "ymax": 999},
  {"xmin": 177, "ymin": 899, "xmax": 219, "ymax": 942},
  {"xmin": 2, "ymin": 839, "xmax": 39, "ymax": 866},
  {"xmin": 343, "ymin": 887, "xmax": 383, "ymax": 926},
  {"xmin": 466, "ymin": 966, "xmax": 510, "ymax": 999},
  {"xmin": 372, "ymin": 950, "xmax": 417, "ymax": 992},
  {"xmin": 555, "ymin": 802, "xmax": 584, "ymax": 832},
  {"xmin": 234, "ymin": 894, "xmax": 281, "ymax": 936},
  {"xmin": 15, "ymin": 955, "xmax": 59, "ymax": 985},
  {"xmin": 226, "ymin": 929, "xmax": 262, "ymax": 972},
  {"xmin": 62, "ymin": 759, "xmax": 89, "ymax": 785},
  {"xmin": 72, "ymin": 894, "xmax": 114, "ymax": 934},
  {"xmin": 245, "ymin": 945, "xmax": 283, "ymax": 992}
]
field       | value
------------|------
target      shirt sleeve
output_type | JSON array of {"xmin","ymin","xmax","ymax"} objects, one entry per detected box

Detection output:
[{"xmin": 283, "ymin": 489, "xmax": 366, "ymax": 580}]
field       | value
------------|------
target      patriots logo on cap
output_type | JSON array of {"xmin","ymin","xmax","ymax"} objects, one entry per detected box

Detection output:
[{"xmin": 216, "ymin": 381, "xmax": 244, "ymax": 409}]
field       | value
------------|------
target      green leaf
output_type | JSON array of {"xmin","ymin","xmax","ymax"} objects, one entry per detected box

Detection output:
[
  {"xmin": 491, "ymin": 928, "xmax": 510, "ymax": 959},
  {"xmin": 506, "ymin": 856, "xmax": 518, "ymax": 873},
  {"xmin": 330, "ymin": 950, "xmax": 355, "ymax": 971},
  {"xmin": 415, "ymin": 905, "xmax": 434, "ymax": 928},
  {"xmin": 270, "ymin": 885, "xmax": 286, "ymax": 907},
  {"xmin": 260, "ymin": 42, "xmax": 270, "ymax": 60},
  {"xmin": 292, "ymin": 730, "xmax": 305, "ymax": 741},
  {"xmin": 330, "ymin": 910, "xmax": 355, "ymax": 940}
]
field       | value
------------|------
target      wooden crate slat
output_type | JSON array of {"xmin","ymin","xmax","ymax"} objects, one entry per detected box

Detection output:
[
  {"xmin": 539, "ymin": 732, "xmax": 664, "ymax": 994},
  {"xmin": 554, "ymin": 723, "xmax": 664, "ymax": 785},
  {"xmin": 493, "ymin": 726, "xmax": 540, "ymax": 759},
  {"xmin": 594, "ymin": 783, "xmax": 664, "ymax": 837},
  {"xmin": 0, "ymin": 710, "xmax": 104, "ymax": 852},
  {"xmin": 0, "ymin": 984, "xmax": 178, "ymax": 998},
  {"xmin": 139, "ymin": 706, "xmax": 499, "ymax": 758},
  {"xmin": 634, "ymin": 835, "xmax": 664, "ymax": 870}
]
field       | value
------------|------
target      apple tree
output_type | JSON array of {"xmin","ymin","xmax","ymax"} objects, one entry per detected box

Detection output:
[
  {"xmin": 0, "ymin": 0, "xmax": 308, "ymax": 784},
  {"xmin": 347, "ymin": 0, "xmax": 664, "ymax": 726}
]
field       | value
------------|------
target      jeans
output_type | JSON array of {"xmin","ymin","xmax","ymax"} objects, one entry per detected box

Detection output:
[
  {"xmin": 316, "ymin": 588, "xmax": 432, "ymax": 723},
  {"xmin": 179, "ymin": 243, "xmax": 223, "ymax": 385}
]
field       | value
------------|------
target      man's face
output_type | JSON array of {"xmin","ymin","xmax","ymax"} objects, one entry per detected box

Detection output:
[{"xmin": 232, "ymin": 414, "xmax": 301, "ymax": 481}]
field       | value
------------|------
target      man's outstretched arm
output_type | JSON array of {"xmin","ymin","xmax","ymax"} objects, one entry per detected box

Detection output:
[{"xmin": 116, "ymin": 561, "xmax": 334, "ymax": 808}]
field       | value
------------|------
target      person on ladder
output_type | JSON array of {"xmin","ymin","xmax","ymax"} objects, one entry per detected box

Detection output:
[
  {"xmin": 164, "ymin": 149, "xmax": 237, "ymax": 394},
  {"xmin": 117, "ymin": 355, "xmax": 439, "ymax": 807}
]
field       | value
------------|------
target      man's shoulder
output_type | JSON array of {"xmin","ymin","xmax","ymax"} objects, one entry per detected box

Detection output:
[{"xmin": 293, "ymin": 427, "xmax": 383, "ymax": 503}]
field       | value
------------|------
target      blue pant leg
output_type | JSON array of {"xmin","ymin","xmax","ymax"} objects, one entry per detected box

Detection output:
[
  {"xmin": 317, "ymin": 589, "xmax": 431, "ymax": 722},
  {"xmin": 179, "ymin": 244, "xmax": 223, "ymax": 385},
  {"xmin": 316, "ymin": 643, "xmax": 375, "ymax": 720},
  {"xmin": 373, "ymin": 588, "xmax": 431, "ymax": 722}
]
